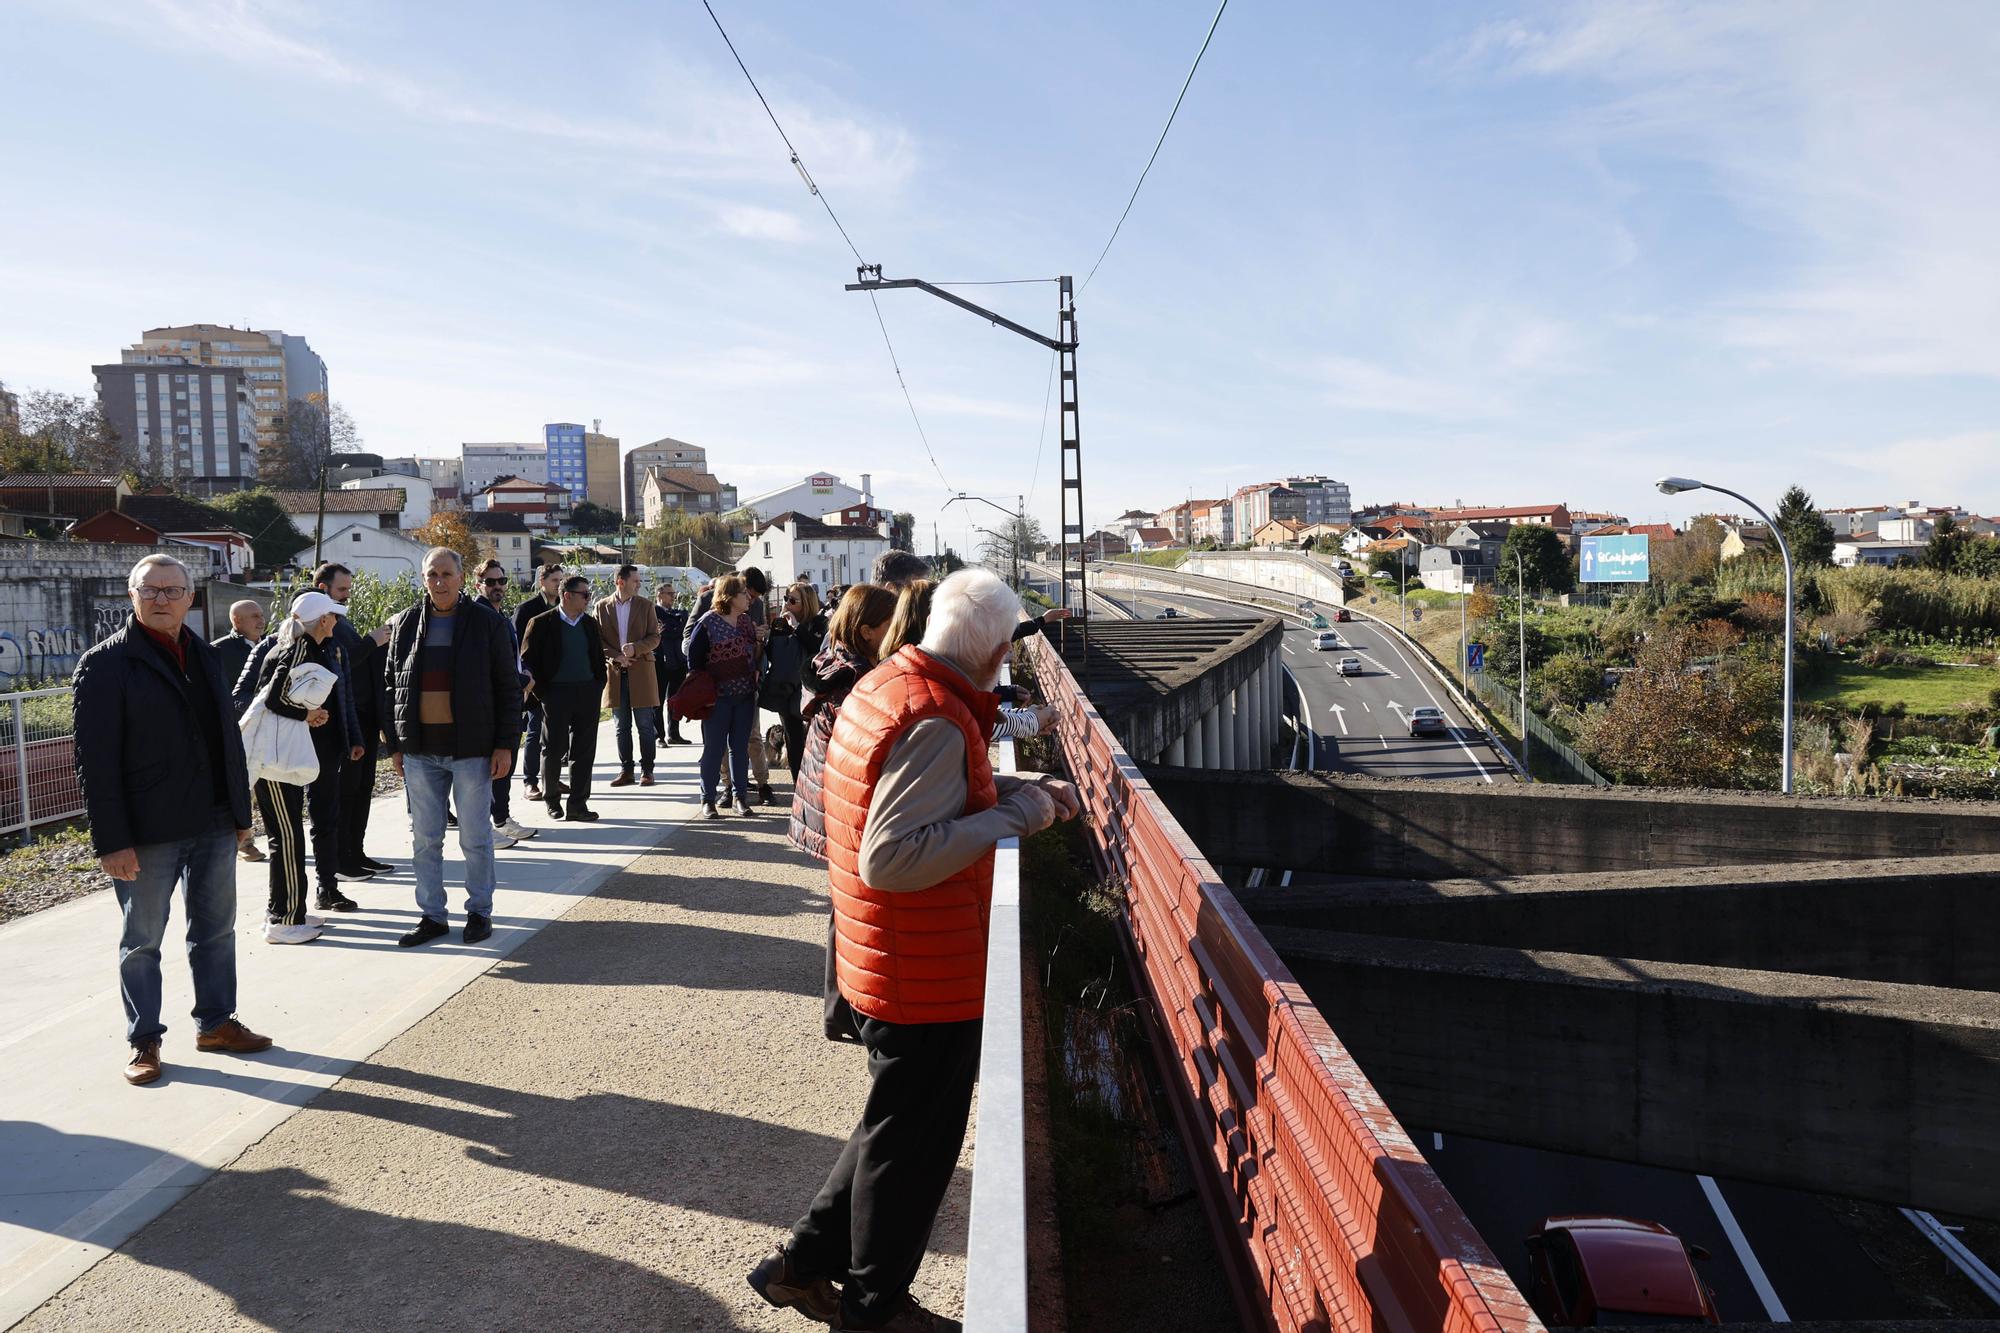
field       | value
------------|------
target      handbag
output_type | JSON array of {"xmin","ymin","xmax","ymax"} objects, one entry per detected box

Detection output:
[
  {"xmin": 240, "ymin": 660, "xmax": 337, "ymax": 786},
  {"xmin": 669, "ymin": 670, "xmax": 717, "ymax": 722}
]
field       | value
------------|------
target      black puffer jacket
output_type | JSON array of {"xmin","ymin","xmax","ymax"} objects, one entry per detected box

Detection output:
[
  {"xmin": 380, "ymin": 596, "xmax": 523, "ymax": 759},
  {"xmin": 788, "ymin": 641, "xmax": 869, "ymax": 862}
]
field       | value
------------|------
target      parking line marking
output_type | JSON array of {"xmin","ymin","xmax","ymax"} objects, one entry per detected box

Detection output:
[{"xmin": 1698, "ymin": 1175, "xmax": 1789, "ymax": 1321}]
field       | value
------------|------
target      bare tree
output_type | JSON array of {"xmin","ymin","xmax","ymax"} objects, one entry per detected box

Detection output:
[
  {"xmin": 17, "ymin": 389, "xmax": 135, "ymax": 478},
  {"xmin": 265, "ymin": 393, "xmax": 361, "ymax": 490}
]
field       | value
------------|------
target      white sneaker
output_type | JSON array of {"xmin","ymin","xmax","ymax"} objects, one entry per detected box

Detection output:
[
  {"xmin": 492, "ymin": 832, "xmax": 518, "ymax": 850},
  {"xmin": 498, "ymin": 818, "xmax": 537, "ymax": 841},
  {"xmin": 265, "ymin": 922, "xmax": 322, "ymax": 945}
]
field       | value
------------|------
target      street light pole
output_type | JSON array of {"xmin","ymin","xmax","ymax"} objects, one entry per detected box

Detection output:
[
  {"xmin": 1656, "ymin": 476, "xmax": 1796, "ymax": 792},
  {"xmin": 1516, "ymin": 548, "xmax": 1528, "ymax": 775}
]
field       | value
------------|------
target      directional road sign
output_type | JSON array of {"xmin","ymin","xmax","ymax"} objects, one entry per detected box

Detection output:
[{"xmin": 1580, "ymin": 533, "xmax": 1651, "ymax": 584}]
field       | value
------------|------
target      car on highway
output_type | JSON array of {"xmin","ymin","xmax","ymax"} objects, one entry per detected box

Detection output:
[
  {"xmin": 1525, "ymin": 1217, "xmax": 1720, "ymax": 1327},
  {"xmin": 1332, "ymin": 608, "xmax": 1352, "ymax": 622},
  {"xmin": 1311, "ymin": 630, "xmax": 1342, "ymax": 651},
  {"xmin": 1154, "ymin": 607, "xmax": 1180, "ymax": 619},
  {"xmin": 1334, "ymin": 656, "xmax": 1363, "ymax": 676},
  {"xmin": 1407, "ymin": 706, "xmax": 1448, "ymax": 737}
]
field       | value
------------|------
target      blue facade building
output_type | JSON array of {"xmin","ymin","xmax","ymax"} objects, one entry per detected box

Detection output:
[{"xmin": 544, "ymin": 422, "xmax": 587, "ymax": 511}]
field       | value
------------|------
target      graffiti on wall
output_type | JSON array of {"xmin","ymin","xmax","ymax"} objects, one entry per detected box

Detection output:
[{"xmin": 0, "ymin": 605, "xmax": 130, "ymax": 681}]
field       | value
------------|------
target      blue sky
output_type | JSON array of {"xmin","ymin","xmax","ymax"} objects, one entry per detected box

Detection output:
[{"xmin": 4, "ymin": 0, "xmax": 1996, "ymax": 550}]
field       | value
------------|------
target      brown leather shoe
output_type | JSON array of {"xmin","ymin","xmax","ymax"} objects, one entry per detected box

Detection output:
[
  {"xmin": 608, "ymin": 771, "xmax": 635, "ymax": 788},
  {"xmin": 124, "ymin": 1040, "xmax": 163, "ymax": 1086},
  {"xmin": 639, "ymin": 772, "xmax": 656, "ymax": 787},
  {"xmin": 747, "ymin": 1244, "xmax": 841, "ymax": 1324},
  {"xmin": 195, "ymin": 1018, "xmax": 273, "ymax": 1054}
]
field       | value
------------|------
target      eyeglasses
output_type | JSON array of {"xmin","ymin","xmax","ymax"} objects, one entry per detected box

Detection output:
[
  {"xmin": 783, "ymin": 596, "xmax": 799, "ymax": 604},
  {"xmin": 136, "ymin": 585, "xmax": 190, "ymax": 602},
  {"xmin": 480, "ymin": 578, "xmax": 507, "ymax": 587},
  {"xmin": 424, "ymin": 570, "xmax": 457, "ymax": 580}
]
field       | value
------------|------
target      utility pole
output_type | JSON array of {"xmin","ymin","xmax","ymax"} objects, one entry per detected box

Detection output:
[
  {"xmin": 847, "ymin": 267, "xmax": 1087, "ymax": 667},
  {"xmin": 1516, "ymin": 548, "xmax": 1529, "ymax": 776}
]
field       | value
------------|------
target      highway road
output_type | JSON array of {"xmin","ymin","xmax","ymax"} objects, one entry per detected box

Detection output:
[
  {"xmin": 1090, "ymin": 582, "xmax": 1506, "ymax": 783},
  {"xmin": 1069, "ymin": 571, "xmax": 1946, "ymax": 1321}
]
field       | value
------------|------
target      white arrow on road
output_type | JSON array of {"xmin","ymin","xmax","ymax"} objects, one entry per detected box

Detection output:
[
  {"xmin": 1386, "ymin": 701, "xmax": 1407, "ymax": 716},
  {"xmin": 1327, "ymin": 703, "xmax": 1349, "ymax": 735}
]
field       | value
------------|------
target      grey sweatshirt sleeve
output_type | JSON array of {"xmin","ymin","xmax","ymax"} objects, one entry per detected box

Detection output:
[{"xmin": 857, "ymin": 717, "xmax": 1045, "ymax": 892}]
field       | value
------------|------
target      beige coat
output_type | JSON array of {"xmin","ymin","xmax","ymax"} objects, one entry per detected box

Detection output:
[{"xmin": 596, "ymin": 594, "xmax": 664, "ymax": 710}]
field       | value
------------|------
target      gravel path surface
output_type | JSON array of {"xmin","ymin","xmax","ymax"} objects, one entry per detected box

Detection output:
[
  {"xmin": 21, "ymin": 802, "xmax": 972, "ymax": 1330},
  {"xmin": 0, "ymin": 828, "xmax": 99, "ymax": 925}
]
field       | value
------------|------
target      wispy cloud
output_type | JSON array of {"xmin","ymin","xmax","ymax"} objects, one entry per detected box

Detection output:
[{"xmin": 1458, "ymin": 0, "xmax": 2000, "ymax": 379}]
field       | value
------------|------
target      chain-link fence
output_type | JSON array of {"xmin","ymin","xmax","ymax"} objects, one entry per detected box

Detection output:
[
  {"xmin": 1465, "ymin": 671, "xmax": 1611, "ymax": 786},
  {"xmin": 0, "ymin": 687, "xmax": 83, "ymax": 840}
]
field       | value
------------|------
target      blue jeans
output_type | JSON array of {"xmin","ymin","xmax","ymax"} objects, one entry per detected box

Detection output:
[
  {"xmin": 522, "ymin": 701, "xmax": 544, "ymax": 788},
  {"xmin": 404, "ymin": 753, "xmax": 497, "ymax": 921},
  {"xmin": 116, "ymin": 821, "xmax": 239, "ymax": 1045},
  {"xmin": 613, "ymin": 673, "xmax": 657, "ymax": 774},
  {"xmin": 699, "ymin": 695, "xmax": 755, "ymax": 804}
]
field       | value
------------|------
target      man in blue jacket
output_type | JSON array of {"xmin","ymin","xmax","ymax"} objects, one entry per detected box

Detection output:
[{"xmin": 73, "ymin": 554, "xmax": 275, "ymax": 1087}]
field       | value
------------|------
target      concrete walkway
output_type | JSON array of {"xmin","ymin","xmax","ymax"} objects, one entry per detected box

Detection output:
[{"xmin": 1, "ymin": 722, "xmax": 970, "ymax": 1329}]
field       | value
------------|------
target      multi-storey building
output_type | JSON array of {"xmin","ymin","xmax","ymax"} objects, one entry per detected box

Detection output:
[
  {"xmin": 734, "ymin": 472, "xmax": 870, "ymax": 526},
  {"xmin": 0, "ymin": 382, "xmax": 18, "ymax": 432},
  {"xmin": 92, "ymin": 361, "xmax": 259, "ymax": 495},
  {"xmin": 544, "ymin": 423, "xmax": 588, "ymax": 512},
  {"xmin": 381, "ymin": 456, "xmax": 464, "ymax": 504},
  {"xmin": 1231, "ymin": 484, "xmax": 1305, "ymax": 542},
  {"xmin": 584, "ymin": 428, "xmax": 619, "ymax": 513},
  {"xmin": 1282, "ymin": 475, "xmax": 1353, "ymax": 527},
  {"xmin": 640, "ymin": 466, "xmax": 738, "ymax": 529},
  {"xmin": 625, "ymin": 437, "xmax": 709, "ymax": 517},
  {"xmin": 1189, "ymin": 498, "xmax": 1233, "ymax": 545},
  {"xmin": 462, "ymin": 442, "xmax": 547, "ymax": 496},
  {"xmin": 121, "ymin": 325, "xmax": 325, "ymax": 469}
]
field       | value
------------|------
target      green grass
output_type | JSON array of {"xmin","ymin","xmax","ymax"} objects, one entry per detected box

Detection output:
[
  {"xmin": 1111, "ymin": 549, "xmax": 1189, "ymax": 568},
  {"xmin": 1802, "ymin": 660, "xmax": 2000, "ymax": 713},
  {"xmin": 1878, "ymin": 735, "xmax": 2000, "ymax": 770}
]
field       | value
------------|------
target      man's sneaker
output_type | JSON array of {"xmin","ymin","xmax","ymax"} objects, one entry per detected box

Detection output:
[
  {"xmin": 702, "ymin": 801, "xmax": 721, "ymax": 820},
  {"xmin": 833, "ymin": 1295, "xmax": 962, "ymax": 1333},
  {"xmin": 735, "ymin": 796, "xmax": 756, "ymax": 817},
  {"xmin": 360, "ymin": 856, "xmax": 395, "ymax": 874},
  {"xmin": 399, "ymin": 917, "xmax": 449, "ymax": 948},
  {"xmin": 124, "ymin": 1040, "xmax": 163, "ymax": 1086},
  {"xmin": 335, "ymin": 865, "xmax": 375, "ymax": 882},
  {"xmin": 608, "ymin": 771, "xmax": 636, "ymax": 788},
  {"xmin": 237, "ymin": 843, "xmax": 266, "ymax": 864},
  {"xmin": 195, "ymin": 1018, "xmax": 274, "ymax": 1054},
  {"xmin": 493, "ymin": 832, "xmax": 518, "ymax": 850},
  {"xmin": 265, "ymin": 921, "xmax": 322, "ymax": 944},
  {"xmin": 747, "ymin": 1245, "xmax": 841, "ymax": 1325},
  {"xmin": 315, "ymin": 891, "xmax": 360, "ymax": 913},
  {"xmin": 497, "ymin": 818, "xmax": 537, "ymax": 841},
  {"xmin": 462, "ymin": 912, "xmax": 493, "ymax": 945}
]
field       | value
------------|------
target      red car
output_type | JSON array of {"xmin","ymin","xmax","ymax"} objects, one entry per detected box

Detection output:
[
  {"xmin": 1525, "ymin": 1216, "xmax": 1721, "ymax": 1326},
  {"xmin": 1332, "ymin": 607, "xmax": 1352, "ymax": 622}
]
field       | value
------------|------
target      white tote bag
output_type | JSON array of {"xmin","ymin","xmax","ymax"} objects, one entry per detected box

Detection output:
[{"xmin": 240, "ymin": 661, "xmax": 338, "ymax": 787}]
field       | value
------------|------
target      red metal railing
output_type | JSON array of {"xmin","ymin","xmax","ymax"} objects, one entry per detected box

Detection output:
[{"xmin": 1026, "ymin": 634, "xmax": 1539, "ymax": 1333}]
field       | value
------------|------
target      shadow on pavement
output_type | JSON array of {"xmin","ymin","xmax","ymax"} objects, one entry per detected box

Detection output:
[{"xmin": 487, "ymin": 916, "xmax": 822, "ymax": 993}]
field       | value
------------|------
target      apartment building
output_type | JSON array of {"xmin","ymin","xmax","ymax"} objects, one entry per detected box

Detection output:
[
  {"xmin": 462, "ymin": 442, "xmax": 547, "ymax": 496},
  {"xmin": 92, "ymin": 361, "xmax": 259, "ymax": 495},
  {"xmin": 1282, "ymin": 475, "xmax": 1353, "ymax": 527},
  {"xmin": 640, "ymin": 466, "xmax": 738, "ymax": 528},
  {"xmin": 1232, "ymin": 484, "xmax": 1305, "ymax": 542},
  {"xmin": 585, "ymin": 429, "xmax": 619, "ymax": 513},
  {"xmin": 121, "ymin": 325, "xmax": 325, "ymax": 466},
  {"xmin": 624, "ymin": 436, "xmax": 709, "ymax": 517}
]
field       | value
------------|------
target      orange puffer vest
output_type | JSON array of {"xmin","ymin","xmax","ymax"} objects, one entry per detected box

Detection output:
[{"xmin": 824, "ymin": 645, "xmax": 1000, "ymax": 1025}]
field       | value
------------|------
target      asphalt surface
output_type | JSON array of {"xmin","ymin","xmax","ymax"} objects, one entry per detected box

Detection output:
[
  {"xmin": 1090, "ymin": 583, "xmax": 1504, "ymax": 783},
  {"xmin": 1076, "ymin": 572, "xmax": 1954, "ymax": 1323}
]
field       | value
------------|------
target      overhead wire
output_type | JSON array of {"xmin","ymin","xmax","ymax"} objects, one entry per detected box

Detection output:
[
  {"xmin": 700, "ymin": 0, "xmax": 954, "ymax": 495},
  {"xmin": 1025, "ymin": 347, "xmax": 1059, "ymax": 512},
  {"xmin": 1081, "ymin": 0, "xmax": 1230, "ymax": 291}
]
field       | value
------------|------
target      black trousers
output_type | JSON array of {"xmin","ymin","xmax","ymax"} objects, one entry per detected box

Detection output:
[
  {"xmin": 771, "ymin": 693, "xmax": 806, "ymax": 778},
  {"xmin": 654, "ymin": 663, "xmax": 687, "ymax": 741},
  {"xmin": 789, "ymin": 1014, "xmax": 981, "ymax": 1323},
  {"xmin": 337, "ymin": 745, "xmax": 376, "ymax": 866},
  {"xmin": 257, "ymin": 767, "xmax": 339, "ymax": 921},
  {"xmin": 541, "ymin": 682, "xmax": 599, "ymax": 815}
]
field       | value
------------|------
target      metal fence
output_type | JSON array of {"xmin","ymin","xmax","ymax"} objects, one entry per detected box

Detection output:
[
  {"xmin": 1465, "ymin": 671, "xmax": 1611, "ymax": 787},
  {"xmin": 0, "ymin": 687, "xmax": 83, "ymax": 840}
]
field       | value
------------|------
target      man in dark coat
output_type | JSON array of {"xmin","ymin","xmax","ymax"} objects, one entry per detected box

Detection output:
[
  {"xmin": 513, "ymin": 564, "xmax": 563, "ymax": 799},
  {"xmin": 210, "ymin": 597, "xmax": 268, "ymax": 863},
  {"xmin": 379, "ymin": 547, "xmax": 523, "ymax": 948},
  {"xmin": 74, "ymin": 554, "xmax": 275, "ymax": 1087},
  {"xmin": 521, "ymin": 573, "xmax": 608, "ymax": 823}
]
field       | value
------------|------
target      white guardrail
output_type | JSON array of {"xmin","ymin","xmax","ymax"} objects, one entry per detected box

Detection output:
[
  {"xmin": 1, "ymin": 687, "xmax": 83, "ymax": 841},
  {"xmin": 964, "ymin": 662, "xmax": 1028, "ymax": 1332}
]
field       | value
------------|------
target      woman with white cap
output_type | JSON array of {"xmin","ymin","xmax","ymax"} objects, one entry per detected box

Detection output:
[{"xmin": 248, "ymin": 590, "xmax": 349, "ymax": 943}]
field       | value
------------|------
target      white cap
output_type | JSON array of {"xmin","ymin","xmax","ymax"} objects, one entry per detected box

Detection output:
[{"xmin": 290, "ymin": 590, "xmax": 349, "ymax": 623}]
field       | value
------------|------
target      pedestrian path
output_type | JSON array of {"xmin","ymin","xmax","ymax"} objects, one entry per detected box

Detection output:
[{"xmin": 1, "ymin": 722, "xmax": 972, "ymax": 1329}]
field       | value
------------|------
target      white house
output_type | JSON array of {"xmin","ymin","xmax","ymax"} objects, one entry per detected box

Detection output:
[
  {"xmin": 740, "ymin": 511, "xmax": 891, "ymax": 591},
  {"xmin": 317, "ymin": 519, "xmax": 431, "ymax": 581},
  {"xmin": 341, "ymin": 471, "xmax": 433, "ymax": 528},
  {"xmin": 736, "ymin": 472, "xmax": 872, "ymax": 526},
  {"xmin": 1833, "ymin": 537, "xmax": 1928, "ymax": 568}
]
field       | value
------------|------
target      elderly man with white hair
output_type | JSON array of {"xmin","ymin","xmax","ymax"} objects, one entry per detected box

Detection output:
[
  {"xmin": 210, "ymin": 598, "xmax": 268, "ymax": 862},
  {"xmin": 749, "ymin": 567, "xmax": 1079, "ymax": 1333},
  {"xmin": 74, "ymin": 554, "xmax": 273, "ymax": 1086}
]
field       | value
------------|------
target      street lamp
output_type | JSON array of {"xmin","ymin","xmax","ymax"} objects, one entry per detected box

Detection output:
[
  {"xmin": 947, "ymin": 492, "xmax": 1027, "ymax": 589},
  {"xmin": 1655, "ymin": 475, "xmax": 1796, "ymax": 793}
]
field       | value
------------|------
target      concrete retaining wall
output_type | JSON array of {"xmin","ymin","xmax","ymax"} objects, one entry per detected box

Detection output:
[{"xmin": 1182, "ymin": 550, "xmax": 1350, "ymax": 605}]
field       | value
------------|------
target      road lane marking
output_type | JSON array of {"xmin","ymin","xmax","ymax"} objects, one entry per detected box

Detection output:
[
  {"xmin": 1328, "ymin": 704, "xmax": 1348, "ymax": 735},
  {"xmin": 1362, "ymin": 621, "xmax": 1496, "ymax": 785},
  {"xmin": 1698, "ymin": 1175, "xmax": 1789, "ymax": 1321}
]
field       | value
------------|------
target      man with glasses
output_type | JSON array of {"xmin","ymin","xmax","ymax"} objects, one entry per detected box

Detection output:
[
  {"xmin": 211, "ymin": 598, "xmax": 269, "ymax": 863},
  {"xmin": 379, "ymin": 547, "xmax": 524, "ymax": 948},
  {"xmin": 474, "ymin": 560, "xmax": 537, "ymax": 847},
  {"xmin": 521, "ymin": 574, "xmax": 607, "ymax": 822},
  {"xmin": 74, "ymin": 554, "xmax": 273, "ymax": 1086}
]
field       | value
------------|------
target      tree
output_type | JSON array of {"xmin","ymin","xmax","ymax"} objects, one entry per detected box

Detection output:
[
  {"xmin": 1366, "ymin": 545, "xmax": 1409, "ymax": 578},
  {"xmin": 264, "ymin": 393, "xmax": 360, "ymax": 490},
  {"xmin": 977, "ymin": 513, "xmax": 1046, "ymax": 568},
  {"xmin": 1925, "ymin": 514, "xmax": 1970, "ymax": 572},
  {"xmin": 5, "ymin": 388, "xmax": 132, "ymax": 478},
  {"xmin": 210, "ymin": 489, "xmax": 311, "ymax": 571},
  {"xmin": 569, "ymin": 500, "xmax": 621, "ymax": 533},
  {"xmin": 1579, "ymin": 629, "xmax": 1782, "ymax": 788},
  {"xmin": 634, "ymin": 511, "xmax": 735, "ymax": 573},
  {"xmin": 1957, "ymin": 536, "xmax": 2000, "ymax": 579},
  {"xmin": 1652, "ymin": 515, "xmax": 1725, "ymax": 588},
  {"xmin": 409, "ymin": 507, "xmax": 483, "ymax": 572},
  {"xmin": 891, "ymin": 511, "xmax": 917, "ymax": 552},
  {"xmin": 1772, "ymin": 486, "xmax": 1836, "ymax": 567},
  {"xmin": 1497, "ymin": 524, "xmax": 1573, "ymax": 595},
  {"xmin": 1536, "ymin": 652, "xmax": 1604, "ymax": 712}
]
